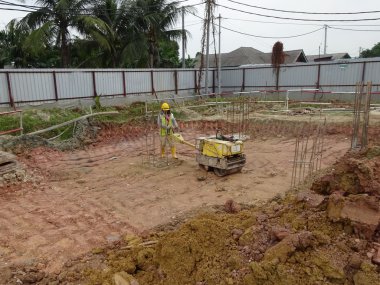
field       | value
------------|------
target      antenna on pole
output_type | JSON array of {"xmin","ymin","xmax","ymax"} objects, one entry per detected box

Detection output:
[
  {"xmin": 205, "ymin": 0, "xmax": 211, "ymax": 95},
  {"xmin": 182, "ymin": 6, "xmax": 185, "ymax": 68},
  {"xmin": 218, "ymin": 14, "xmax": 222, "ymax": 96}
]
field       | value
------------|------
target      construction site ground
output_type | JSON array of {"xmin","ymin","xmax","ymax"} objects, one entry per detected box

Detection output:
[{"xmin": 0, "ymin": 108, "xmax": 380, "ymax": 284}]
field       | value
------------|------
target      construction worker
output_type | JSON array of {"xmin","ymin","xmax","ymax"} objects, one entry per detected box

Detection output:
[{"xmin": 158, "ymin": 102, "xmax": 178, "ymax": 159}]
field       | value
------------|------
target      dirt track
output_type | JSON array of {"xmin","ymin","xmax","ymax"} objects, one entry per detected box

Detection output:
[{"xmin": 0, "ymin": 130, "xmax": 350, "ymax": 275}]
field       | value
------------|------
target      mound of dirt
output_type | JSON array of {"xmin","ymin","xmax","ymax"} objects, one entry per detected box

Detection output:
[
  {"xmin": 0, "ymin": 120, "xmax": 99, "ymax": 154},
  {"xmin": 5, "ymin": 147, "xmax": 380, "ymax": 285},
  {"xmin": 311, "ymin": 147, "xmax": 380, "ymax": 241}
]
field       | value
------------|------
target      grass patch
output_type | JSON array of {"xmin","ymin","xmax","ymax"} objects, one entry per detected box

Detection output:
[{"xmin": 0, "ymin": 108, "xmax": 85, "ymax": 140}]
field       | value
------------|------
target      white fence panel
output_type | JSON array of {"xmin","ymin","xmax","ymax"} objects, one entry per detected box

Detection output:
[
  {"xmin": 57, "ymin": 72, "xmax": 93, "ymax": 99},
  {"xmin": 0, "ymin": 73, "xmax": 9, "ymax": 105},
  {"xmin": 222, "ymin": 69, "xmax": 242, "ymax": 88},
  {"xmin": 125, "ymin": 71, "xmax": 151, "ymax": 94},
  {"xmin": 95, "ymin": 72, "xmax": 124, "ymax": 96},
  {"xmin": 178, "ymin": 70, "xmax": 195, "ymax": 92},
  {"xmin": 280, "ymin": 65, "xmax": 318, "ymax": 87},
  {"xmin": 11, "ymin": 72, "xmax": 55, "ymax": 103},
  {"xmin": 154, "ymin": 71, "xmax": 174, "ymax": 92},
  {"xmin": 320, "ymin": 63, "xmax": 362, "ymax": 86},
  {"xmin": 364, "ymin": 62, "xmax": 380, "ymax": 84},
  {"xmin": 245, "ymin": 68, "xmax": 276, "ymax": 88}
]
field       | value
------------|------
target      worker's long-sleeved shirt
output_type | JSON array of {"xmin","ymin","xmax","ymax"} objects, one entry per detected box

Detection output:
[{"xmin": 157, "ymin": 112, "xmax": 178, "ymax": 129}]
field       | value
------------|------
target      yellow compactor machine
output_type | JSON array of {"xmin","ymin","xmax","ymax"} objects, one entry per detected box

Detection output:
[{"xmin": 173, "ymin": 131, "xmax": 246, "ymax": 176}]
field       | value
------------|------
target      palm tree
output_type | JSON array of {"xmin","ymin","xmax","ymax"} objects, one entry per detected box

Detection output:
[
  {"xmin": 0, "ymin": 19, "xmax": 31, "ymax": 67},
  {"xmin": 80, "ymin": 0, "xmax": 144, "ymax": 67},
  {"xmin": 22, "ymin": 0, "xmax": 92, "ymax": 67},
  {"xmin": 131, "ymin": 0, "xmax": 190, "ymax": 68}
]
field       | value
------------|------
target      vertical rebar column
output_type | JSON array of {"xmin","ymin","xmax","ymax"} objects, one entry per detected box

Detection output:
[
  {"xmin": 361, "ymin": 81, "xmax": 372, "ymax": 149},
  {"xmin": 351, "ymin": 82, "xmax": 364, "ymax": 149}
]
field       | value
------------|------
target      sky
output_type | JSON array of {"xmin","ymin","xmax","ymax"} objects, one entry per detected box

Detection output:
[{"xmin": 1, "ymin": 0, "xmax": 380, "ymax": 58}]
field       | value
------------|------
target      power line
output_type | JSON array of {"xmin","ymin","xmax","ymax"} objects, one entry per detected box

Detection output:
[
  {"xmin": 217, "ymin": 17, "xmax": 380, "ymax": 28},
  {"xmin": 223, "ymin": 17, "xmax": 322, "ymax": 27},
  {"xmin": 226, "ymin": 0, "xmax": 380, "ymax": 15},
  {"xmin": 0, "ymin": 7, "xmax": 35, "ymax": 13},
  {"xmin": 222, "ymin": 25, "xmax": 324, "ymax": 39},
  {"xmin": 0, "ymin": 0, "xmax": 200, "ymax": 13},
  {"xmin": 330, "ymin": 26, "xmax": 380, "ymax": 32},
  {"xmin": 190, "ymin": 12, "xmax": 325, "ymax": 39},
  {"xmin": 173, "ymin": 20, "xmax": 203, "ymax": 29},
  {"xmin": 217, "ymin": 3, "xmax": 380, "ymax": 22}
]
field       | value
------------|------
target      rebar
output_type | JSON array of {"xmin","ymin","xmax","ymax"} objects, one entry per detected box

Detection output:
[
  {"xmin": 290, "ymin": 120, "xmax": 326, "ymax": 189},
  {"xmin": 351, "ymin": 81, "xmax": 372, "ymax": 150}
]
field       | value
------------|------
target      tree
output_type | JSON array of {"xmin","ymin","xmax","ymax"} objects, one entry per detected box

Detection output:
[
  {"xmin": 0, "ymin": 20, "xmax": 30, "ymax": 67},
  {"xmin": 159, "ymin": 39, "xmax": 180, "ymax": 67},
  {"xmin": 0, "ymin": 19, "xmax": 58, "ymax": 68},
  {"xmin": 22, "ymin": 0, "xmax": 92, "ymax": 67},
  {"xmin": 271, "ymin": 41, "xmax": 285, "ymax": 90},
  {"xmin": 360, "ymin": 42, "xmax": 380, "ymax": 58},
  {"xmin": 131, "ymin": 0, "xmax": 188, "ymax": 68},
  {"xmin": 79, "ymin": 0, "xmax": 145, "ymax": 68}
]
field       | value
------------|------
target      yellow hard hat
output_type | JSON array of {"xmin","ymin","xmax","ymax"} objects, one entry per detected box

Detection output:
[{"xmin": 161, "ymin": 102, "xmax": 170, "ymax": 111}]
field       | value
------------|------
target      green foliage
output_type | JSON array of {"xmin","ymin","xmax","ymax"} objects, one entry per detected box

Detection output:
[
  {"xmin": 183, "ymin": 55, "xmax": 196, "ymax": 68},
  {"xmin": 94, "ymin": 95, "xmax": 102, "ymax": 110},
  {"xmin": 0, "ymin": 109, "xmax": 84, "ymax": 140},
  {"xmin": 159, "ymin": 39, "xmax": 180, "ymax": 67},
  {"xmin": 360, "ymin": 42, "xmax": 380, "ymax": 58},
  {"xmin": 0, "ymin": 0, "xmax": 191, "ymax": 68}
]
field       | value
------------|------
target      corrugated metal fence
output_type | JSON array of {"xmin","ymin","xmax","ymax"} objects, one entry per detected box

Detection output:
[{"xmin": 1, "ymin": 58, "xmax": 379, "ymax": 107}]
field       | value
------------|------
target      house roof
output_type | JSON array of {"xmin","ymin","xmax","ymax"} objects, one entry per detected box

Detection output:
[
  {"xmin": 195, "ymin": 47, "xmax": 307, "ymax": 68},
  {"xmin": 306, "ymin": 53, "xmax": 351, "ymax": 62}
]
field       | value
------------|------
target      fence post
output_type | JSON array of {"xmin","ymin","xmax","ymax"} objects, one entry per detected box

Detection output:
[
  {"xmin": 316, "ymin": 64, "xmax": 321, "ymax": 90},
  {"xmin": 241, "ymin": 68, "xmax": 246, "ymax": 92},
  {"xmin": 6, "ymin": 72, "xmax": 15, "ymax": 109},
  {"xmin": 361, "ymin": 62, "xmax": 367, "ymax": 82},
  {"xmin": 194, "ymin": 70, "xmax": 198, "ymax": 94},
  {"xmin": 53, "ymin": 71, "xmax": 59, "ymax": 101},
  {"xmin": 151, "ymin": 70, "xmax": 157, "ymax": 99},
  {"xmin": 122, "ymin": 71, "xmax": 126, "ymax": 97},
  {"xmin": 174, "ymin": 70, "xmax": 178, "ymax": 95},
  {"xmin": 212, "ymin": 70, "xmax": 215, "ymax": 94},
  {"xmin": 92, "ymin": 71, "xmax": 97, "ymax": 97},
  {"xmin": 275, "ymin": 66, "xmax": 280, "ymax": 91}
]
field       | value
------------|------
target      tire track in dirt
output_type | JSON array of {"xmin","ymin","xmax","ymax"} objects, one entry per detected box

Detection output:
[{"xmin": 0, "ymin": 183, "xmax": 140, "ymax": 273}]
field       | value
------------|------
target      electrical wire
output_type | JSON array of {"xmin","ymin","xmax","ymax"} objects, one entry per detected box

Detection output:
[
  {"xmin": 216, "ymin": 3, "xmax": 380, "ymax": 22},
  {"xmin": 226, "ymin": 0, "xmax": 380, "ymax": 15},
  {"xmin": 0, "ymin": 7, "xmax": 35, "ymax": 13},
  {"xmin": 0, "ymin": 0, "xmax": 201, "ymax": 13},
  {"xmin": 223, "ymin": 17, "xmax": 322, "ymax": 27},
  {"xmin": 223, "ymin": 17, "xmax": 380, "ymax": 28},
  {"xmin": 222, "ymin": 25, "xmax": 324, "ymax": 39},
  {"xmin": 172, "ymin": 20, "xmax": 203, "ymax": 29},
  {"xmin": 330, "ymin": 26, "xmax": 380, "ymax": 32},
  {"xmin": 190, "ymin": 12, "xmax": 325, "ymax": 39}
]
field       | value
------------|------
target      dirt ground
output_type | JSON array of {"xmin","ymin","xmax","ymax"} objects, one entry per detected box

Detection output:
[{"xmin": 0, "ymin": 126, "xmax": 350, "ymax": 277}]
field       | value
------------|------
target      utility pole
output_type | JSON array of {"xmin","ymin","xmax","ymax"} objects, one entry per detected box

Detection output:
[
  {"xmin": 205, "ymin": 0, "xmax": 211, "ymax": 95},
  {"xmin": 182, "ymin": 6, "xmax": 185, "ymax": 68},
  {"xmin": 218, "ymin": 14, "xmax": 222, "ymax": 96},
  {"xmin": 324, "ymin": 24, "xmax": 328, "ymax": 55}
]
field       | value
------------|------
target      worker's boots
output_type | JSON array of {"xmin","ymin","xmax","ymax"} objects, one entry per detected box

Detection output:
[
  {"xmin": 161, "ymin": 147, "xmax": 165, "ymax": 158},
  {"xmin": 171, "ymin": 147, "xmax": 178, "ymax": 159}
]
